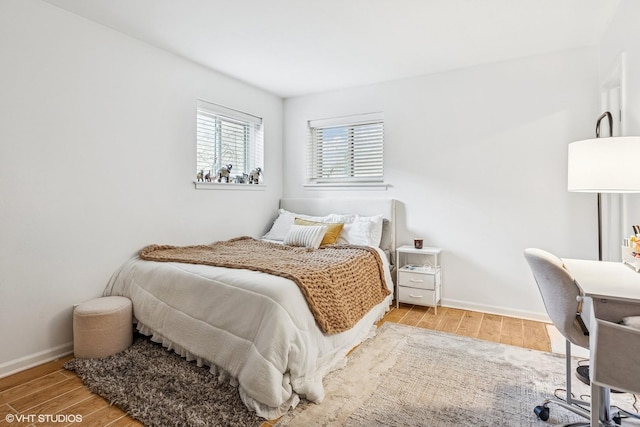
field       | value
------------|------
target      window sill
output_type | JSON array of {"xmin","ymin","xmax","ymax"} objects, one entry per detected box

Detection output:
[
  {"xmin": 194, "ymin": 182, "xmax": 267, "ymax": 190},
  {"xmin": 303, "ymin": 182, "xmax": 389, "ymax": 191}
]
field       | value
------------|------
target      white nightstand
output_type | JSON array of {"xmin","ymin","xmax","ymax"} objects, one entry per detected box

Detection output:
[{"xmin": 395, "ymin": 245, "xmax": 442, "ymax": 312}]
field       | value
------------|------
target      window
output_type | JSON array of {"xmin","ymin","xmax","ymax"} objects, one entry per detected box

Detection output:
[
  {"xmin": 308, "ymin": 112, "xmax": 384, "ymax": 185},
  {"xmin": 196, "ymin": 100, "xmax": 263, "ymax": 184}
]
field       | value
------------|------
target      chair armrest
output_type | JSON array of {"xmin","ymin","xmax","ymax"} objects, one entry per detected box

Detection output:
[{"xmin": 590, "ymin": 317, "xmax": 640, "ymax": 394}]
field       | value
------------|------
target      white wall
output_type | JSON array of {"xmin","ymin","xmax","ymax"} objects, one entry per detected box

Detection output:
[
  {"xmin": 284, "ymin": 48, "xmax": 601, "ymax": 320},
  {"xmin": 0, "ymin": 0, "xmax": 283, "ymax": 375}
]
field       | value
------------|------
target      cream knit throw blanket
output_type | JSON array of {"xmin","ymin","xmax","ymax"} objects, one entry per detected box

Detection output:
[{"xmin": 140, "ymin": 237, "xmax": 390, "ymax": 334}]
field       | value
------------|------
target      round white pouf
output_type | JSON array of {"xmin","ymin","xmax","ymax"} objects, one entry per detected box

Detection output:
[{"xmin": 73, "ymin": 296, "xmax": 133, "ymax": 359}]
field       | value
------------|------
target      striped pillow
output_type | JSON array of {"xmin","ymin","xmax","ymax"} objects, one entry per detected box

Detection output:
[
  {"xmin": 284, "ymin": 224, "xmax": 328, "ymax": 249},
  {"xmin": 294, "ymin": 218, "xmax": 344, "ymax": 246}
]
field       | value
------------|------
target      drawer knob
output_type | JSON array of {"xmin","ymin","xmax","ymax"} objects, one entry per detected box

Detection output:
[
  {"xmin": 409, "ymin": 294, "xmax": 423, "ymax": 298},
  {"xmin": 410, "ymin": 279, "xmax": 424, "ymax": 283}
]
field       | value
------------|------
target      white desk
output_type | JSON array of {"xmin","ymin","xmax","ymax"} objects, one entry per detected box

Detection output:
[
  {"xmin": 562, "ymin": 258, "xmax": 640, "ymax": 427},
  {"xmin": 562, "ymin": 258, "xmax": 640, "ymax": 303}
]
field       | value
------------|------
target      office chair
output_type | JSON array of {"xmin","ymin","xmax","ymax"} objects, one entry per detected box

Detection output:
[
  {"xmin": 590, "ymin": 317, "xmax": 640, "ymax": 425},
  {"xmin": 524, "ymin": 248, "xmax": 602, "ymax": 426}
]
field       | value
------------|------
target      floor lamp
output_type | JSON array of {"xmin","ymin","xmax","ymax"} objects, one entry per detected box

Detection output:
[
  {"xmin": 567, "ymin": 113, "xmax": 640, "ymax": 388},
  {"xmin": 567, "ymin": 112, "xmax": 640, "ymax": 261}
]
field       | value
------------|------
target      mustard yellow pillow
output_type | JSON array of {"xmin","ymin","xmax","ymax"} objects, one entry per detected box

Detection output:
[{"xmin": 294, "ymin": 218, "xmax": 344, "ymax": 246}]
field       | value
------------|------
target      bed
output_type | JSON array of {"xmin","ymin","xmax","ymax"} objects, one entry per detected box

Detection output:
[{"xmin": 103, "ymin": 198, "xmax": 396, "ymax": 419}]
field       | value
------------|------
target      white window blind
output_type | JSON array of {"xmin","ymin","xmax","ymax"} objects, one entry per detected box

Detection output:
[
  {"xmin": 308, "ymin": 112, "xmax": 384, "ymax": 184},
  {"xmin": 196, "ymin": 100, "xmax": 263, "ymax": 183}
]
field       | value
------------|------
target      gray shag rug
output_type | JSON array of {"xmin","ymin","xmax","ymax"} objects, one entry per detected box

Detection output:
[
  {"xmin": 64, "ymin": 335, "xmax": 262, "ymax": 427},
  {"xmin": 276, "ymin": 322, "xmax": 639, "ymax": 427}
]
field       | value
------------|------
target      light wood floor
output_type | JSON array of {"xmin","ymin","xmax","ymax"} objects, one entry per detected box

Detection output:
[{"xmin": 0, "ymin": 304, "xmax": 550, "ymax": 427}]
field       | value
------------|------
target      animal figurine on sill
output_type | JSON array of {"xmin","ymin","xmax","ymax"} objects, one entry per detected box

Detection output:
[
  {"xmin": 235, "ymin": 173, "xmax": 249, "ymax": 184},
  {"xmin": 197, "ymin": 170, "xmax": 204, "ymax": 182},
  {"xmin": 217, "ymin": 164, "xmax": 233, "ymax": 183},
  {"xmin": 249, "ymin": 167, "xmax": 262, "ymax": 184},
  {"xmin": 204, "ymin": 171, "xmax": 212, "ymax": 182}
]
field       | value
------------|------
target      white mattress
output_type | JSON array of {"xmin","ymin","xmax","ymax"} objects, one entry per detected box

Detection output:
[{"xmin": 103, "ymin": 246, "xmax": 393, "ymax": 419}]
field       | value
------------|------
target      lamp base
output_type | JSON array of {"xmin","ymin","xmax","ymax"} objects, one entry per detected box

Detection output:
[{"xmin": 576, "ymin": 365, "xmax": 590, "ymax": 385}]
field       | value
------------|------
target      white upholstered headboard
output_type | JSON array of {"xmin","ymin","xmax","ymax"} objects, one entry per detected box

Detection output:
[{"xmin": 279, "ymin": 198, "xmax": 396, "ymax": 254}]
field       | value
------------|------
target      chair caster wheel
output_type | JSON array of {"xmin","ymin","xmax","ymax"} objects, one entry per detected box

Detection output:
[{"xmin": 534, "ymin": 405, "xmax": 550, "ymax": 421}]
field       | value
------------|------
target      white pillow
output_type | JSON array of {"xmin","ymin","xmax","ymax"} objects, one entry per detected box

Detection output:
[
  {"xmin": 262, "ymin": 209, "xmax": 296, "ymax": 241},
  {"xmin": 325, "ymin": 213, "xmax": 357, "ymax": 224},
  {"xmin": 337, "ymin": 214, "xmax": 384, "ymax": 246},
  {"xmin": 284, "ymin": 224, "xmax": 328, "ymax": 249},
  {"xmin": 336, "ymin": 221, "xmax": 368, "ymax": 246},
  {"xmin": 357, "ymin": 214, "xmax": 384, "ymax": 246}
]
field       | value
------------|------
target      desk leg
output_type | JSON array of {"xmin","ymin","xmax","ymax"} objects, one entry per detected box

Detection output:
[
  {"xmin": 590, "ymin": 381, "xmax": 600, "ymax": 427},
  {"xmin": 591, "ymin": 382, "xmax": 616, "ymax": 427}
]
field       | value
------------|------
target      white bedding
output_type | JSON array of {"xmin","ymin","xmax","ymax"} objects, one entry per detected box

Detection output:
[{"xmin": 103, "ymin": 245, "xmax": 393, "ymax": 419}]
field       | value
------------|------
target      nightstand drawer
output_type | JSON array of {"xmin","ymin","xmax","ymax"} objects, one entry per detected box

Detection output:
[
  {"xmin": 398, "ymin": 270, "xmax": 436, "ymax": 290},
  {"xmin": 398, "ymin": 286, "xmax": 438, "ymax": 305}
]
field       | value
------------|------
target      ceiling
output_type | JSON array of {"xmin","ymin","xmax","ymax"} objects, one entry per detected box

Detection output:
[{"xmin": 43, "ymin": 0, "xmax": 620, "ymax": 98}]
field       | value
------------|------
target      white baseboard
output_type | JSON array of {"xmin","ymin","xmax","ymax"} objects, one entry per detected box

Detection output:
[
  {"xmin": 442, "ymin": 298, "xmax": 551, "ymax": 323},
  {"xmin": 0, "ymin": 342, "xmax": 73, "ymax": 379}
]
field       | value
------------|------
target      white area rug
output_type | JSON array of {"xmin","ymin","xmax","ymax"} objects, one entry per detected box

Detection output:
[{"xmin": 277, "ymin": 323, "xmax": 639, "ymax": 426}]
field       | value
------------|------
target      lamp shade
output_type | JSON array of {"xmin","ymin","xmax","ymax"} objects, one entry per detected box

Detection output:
[{"xmin": 568, "ymin": 136, "xmax": 640, "ymax": 193}]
